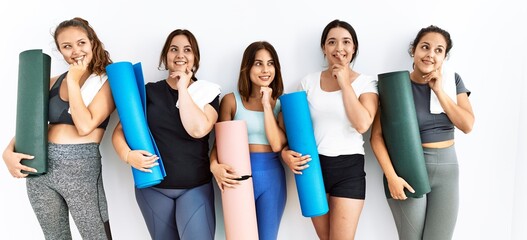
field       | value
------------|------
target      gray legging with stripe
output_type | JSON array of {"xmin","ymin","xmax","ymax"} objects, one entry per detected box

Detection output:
[
  {"xmin": 388, "ymin": 145, "xmax": 459, "ymax": 240},
  {"xmin": 26, "ymin": 143, "xmax": 111, "ymax": 240}
]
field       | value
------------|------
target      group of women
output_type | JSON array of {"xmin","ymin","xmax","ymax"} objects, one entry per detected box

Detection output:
[{"xmin": 2, "ymin": 17, "xmax": 474, "ymax": 240}]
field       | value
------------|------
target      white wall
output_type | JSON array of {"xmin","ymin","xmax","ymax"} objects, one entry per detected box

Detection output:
[{"xmin": 1, "ymin": 0, "xmax": 525, "ymax": 239}]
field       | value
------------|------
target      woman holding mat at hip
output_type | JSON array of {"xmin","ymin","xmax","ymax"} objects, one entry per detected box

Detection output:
[
  {"xmin": 281, "ymin": 19, "xmax": 378, "ymax": 239},
  {"xmin": 112, "ymin": 29, "xmax": 219, "ymax": 240},
  {"xmin": 210, "ymin": 41, "xmax": 287, "ymax": 240},
  {"xmin": 370, "ymin": 25, "xmax": 474, "ymax": 240},
  {"xmin": 3, "ymin": 17, "xmax": 115, "ymax": 239}
]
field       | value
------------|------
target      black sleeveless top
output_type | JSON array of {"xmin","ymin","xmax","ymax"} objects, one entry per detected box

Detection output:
[{"xmin": 48, "ymin": 72, "xmax": 110, "ymax": 129}]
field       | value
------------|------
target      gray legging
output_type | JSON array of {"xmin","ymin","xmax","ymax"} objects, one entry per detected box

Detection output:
[
  {"xmin": 26, "ymin": 143, "xmax": 111, "ymax": 240},
  {"xmin": 388, "ymin": 144, "xmax": 459, "ymax": 240}
]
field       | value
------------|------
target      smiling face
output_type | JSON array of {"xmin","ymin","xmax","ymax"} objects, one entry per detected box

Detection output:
[
  {"xmin": 56, "ymin": 26, "xmax": 93, "ymax": 65},
  {"xmin": 249, "ymin": 49, "xmax": 275, "ymax": 87},
  {"xmin": 412, "ymin": 32, "xmax": 447, "ymax": 75},
  {"xmin": 323, "ymin": 27, "xmax": 355, "ymax": 66},
  {"xmin": 166, "ymin": 34, "xmax": 195, "ymax": 73}
]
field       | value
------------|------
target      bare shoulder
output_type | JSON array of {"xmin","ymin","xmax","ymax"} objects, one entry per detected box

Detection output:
[
  {"xmin": 220, "ymin": 93, "xmax": 235, "ymax": 107},
  {"xmin": 49, "ymin": 75, "xmax": 61, "ymax": 90},
  {"xmin": 219, "ymin": 93, "xmax": 236, "ymax": 121}
]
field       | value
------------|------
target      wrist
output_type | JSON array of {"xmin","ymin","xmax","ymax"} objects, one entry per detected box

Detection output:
[{"xmin": 124, "ymin": 150, "xmax": 131, "ymax": 164}]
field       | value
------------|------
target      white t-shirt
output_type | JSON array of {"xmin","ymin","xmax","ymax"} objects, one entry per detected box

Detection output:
[{"xmin": 300, "ymin": 71, "xmax": 378, "ymax": 156}]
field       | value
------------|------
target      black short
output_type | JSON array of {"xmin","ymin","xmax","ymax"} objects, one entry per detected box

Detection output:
[{"xmin": 319, "ymin": 154, "xmax": 366, "ymax": 199}]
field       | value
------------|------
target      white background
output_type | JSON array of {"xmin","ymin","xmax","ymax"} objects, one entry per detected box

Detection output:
[{"xmin": 1, "ymin": 0, "xmax": 525, "ymax": 239}]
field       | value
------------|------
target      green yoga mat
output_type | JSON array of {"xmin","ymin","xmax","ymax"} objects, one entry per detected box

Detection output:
[
  {"xmin": 15, "ymin": 49, "xmax": 51, "ymax": 176},
  {"xmin": 377, "ymin": 70, "xmax": 430, "ymax": 198}
]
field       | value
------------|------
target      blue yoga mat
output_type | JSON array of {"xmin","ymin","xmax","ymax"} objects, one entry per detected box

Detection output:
[
  {"xmin": 106, "ymin": 62, "xmax": 166, "ymax": 188},
  {"xmin": 280, "ymin": 91, "xmax": 328, "ymax": 217}
]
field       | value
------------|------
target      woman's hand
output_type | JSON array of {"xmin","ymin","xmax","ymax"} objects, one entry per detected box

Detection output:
[
  {"xmin": 2, "ymin": 148, "xmax": 37, "ymax": 178},
  {"xmin": 67, "ymin": 57, "xmax": 89, "ymax": 85},
  {"xmin": 260, "ymin": 86, "xmax": 273, "ymax": 108},
  {"xmin": 280, "ymin": 148, "xmax": 311, "ymax": 174},
  {"xmin": 170, "ymin": 67, "xmax": 193, "ymax": 90},
  {"xmin": 387, "ymin": 175, "xmax": 415, "ymax": 200},
  {"xmin": 126, "ymin": 150, "xmax": 159, "ymax": 173},
  {"xmin": 331, "ymin": 51, "xmax": 354, "ymax": 88},
  {"xmin": 210, "ymin": 160, "xmax": 241, "ymax": 191},
  {"xmin": 423, "ymin": 67, "xmax": 443, "ymax": 93}
]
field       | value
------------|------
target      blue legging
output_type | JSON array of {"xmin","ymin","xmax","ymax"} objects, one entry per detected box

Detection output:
[
  {"xmin": 250, "ymin": 152, "xmax": 287, "ymax": 240},
  {"xmin": 135, "ymin": 182, "xmax": 215, "ymax": 240}
]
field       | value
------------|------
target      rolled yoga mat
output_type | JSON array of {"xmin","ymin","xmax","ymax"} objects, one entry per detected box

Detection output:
[
  {"xmin": 106, "ymin": 62, "xmax": 166, "ymax": 189},
  {"xmin": 215, "ymin": 120, "xmax": 258, "ymax": 240},
  {"xmin": 377, "ymin": 70, "xmax": 431, "ymax": 198},
  {"xmin": 280, "ymin": 91, "xmax": 328, "ymax": 217},
  {"xmin": 15, "ymin": 49, "xmax": 51, "ymax": 176}
]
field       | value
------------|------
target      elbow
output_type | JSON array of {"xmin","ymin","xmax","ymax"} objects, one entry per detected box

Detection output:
[
  {"xmin": 188, "ymin": 127, "xmax": 211, "ymax": 139},
  {"xmin": 356, "ymin": 123, "xmax": 371, "ymax": 135},
  {"xmin": 460, "ymin": 124, "xmax": 473, "ymax": 134},
  {"xmin": 76, "ymin": 125, "xmax": 95, "ymax": 137},
  {"xmin": 353, "ymin": 118, "xmax": 374, "ymax": 135},
  {"xmin": 356, "ymin": 127, "xmax": 368, "ymax": 135},
  {"xmin": 271, "ymin": 143, "xmax": 285, "ymax": 153},
  {"xmin": 188, "ymin": 131, "xmax": 206, "ymax": 139},
  {"xmin": 459, "ymin": 118, "xmax": 475, "ymax": 134}
]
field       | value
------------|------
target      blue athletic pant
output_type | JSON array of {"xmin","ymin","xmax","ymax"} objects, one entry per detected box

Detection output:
[
  {"xmin": 250, "ymin": 152, "xmax": 287, "ymax": 240},
  {"xmin": 135, "ymin": 182, "xmax": 215, "ymax": 240},
  {"xmin": 387, "ymin": 145, "xmax": 459, "ymax": 240}
]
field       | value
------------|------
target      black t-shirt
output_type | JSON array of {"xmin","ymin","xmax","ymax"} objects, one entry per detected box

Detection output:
[{"xmin": 146, "ymin": 80, "xmax": 220, "ymax": 189}]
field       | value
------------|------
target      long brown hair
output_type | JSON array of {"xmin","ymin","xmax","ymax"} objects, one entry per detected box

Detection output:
[
  {"xmin": 53, "ymin": 17, "xmax": 112, "ymax": 75},
  {"xmin": 237, "ymin": 41, "xmax": 284, "ymax": 101}
]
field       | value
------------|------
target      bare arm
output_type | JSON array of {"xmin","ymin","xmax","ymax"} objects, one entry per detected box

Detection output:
[
  {"xmin": 261, "ymin": 87, "xmax": 286, "ymax": 152},
  {"xmin": 435, "ymin": 91, "xmax": 474, "ymax": 133},
  {"xmin": 341, "ymin": 88, "xmax": 378, "ymax": 134},
  {"xmin": 68, "ymin": 79, "xmax": 115, "ymax": 136},
  {"xmin": 111, "ymin": 122, "xmax": 158, "ymax": 172},
  {"xmin": 333, "ymin": 65, "xmax": 378, "ymax": 133},
  {"xmin": 2, "ymin": 137, "xmax": 37, "ymax": 178},
  {"xmin": 424, "ymin": 70, "xmax": 475, "ymax": 133},
  {"xmin": 178, "ymin": 86, "xmax": 218, "ymax": 138}
]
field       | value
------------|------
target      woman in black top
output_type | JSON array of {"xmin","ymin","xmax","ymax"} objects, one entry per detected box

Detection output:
[{"xmin": 112, "ymin": 29, "xmax": 220, "ymax": 240}]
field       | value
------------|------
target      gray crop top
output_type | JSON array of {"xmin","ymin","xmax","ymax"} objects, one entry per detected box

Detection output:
[
  {"xmin": 48, "ymin": 72, "xmax": 110, "ymax": 129},
  {"xmin": 411, "ymin": 73, "xmax": 470, "ymax": 143}
]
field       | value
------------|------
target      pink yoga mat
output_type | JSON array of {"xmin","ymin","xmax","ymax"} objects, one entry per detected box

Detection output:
[{"xmin": 215, "ymin": 120, "xmax": 258, "ymax": 240}]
